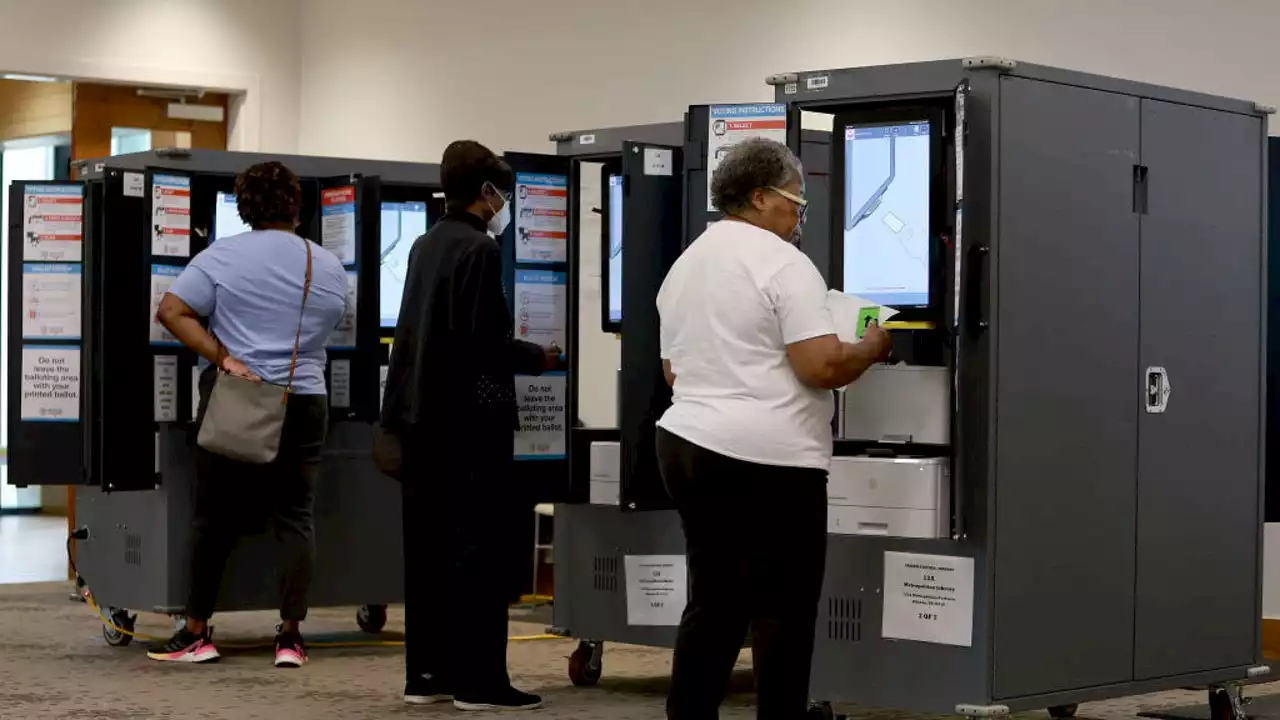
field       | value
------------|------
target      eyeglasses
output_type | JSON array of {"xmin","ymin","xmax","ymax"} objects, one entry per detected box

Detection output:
[{"xmin": 769, "ymin": 186, "xmax": 808, "ymax": 223}]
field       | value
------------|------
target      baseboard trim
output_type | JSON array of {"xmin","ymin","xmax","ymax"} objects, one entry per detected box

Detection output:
[{"xmin": 0, "ymin": 507, "xmax": 43, "ymax": 516}]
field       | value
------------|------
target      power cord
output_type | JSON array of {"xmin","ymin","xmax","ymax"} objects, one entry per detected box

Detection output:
[{"xmin": 68, "ymin": 533, "xmax": 559, "ymax": 649}]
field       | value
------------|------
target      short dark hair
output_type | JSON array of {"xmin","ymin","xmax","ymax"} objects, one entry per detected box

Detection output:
[
  {"xmin": 234, "ymin": 161, "xmax": 301, "ymax": 229},
  {"xmin": 441, "ymin": 140, "xmax": 515, "ymax": 210},
  {"xmin": 710, "ymin": 137, "xmax": 802, "ymax": 214}
]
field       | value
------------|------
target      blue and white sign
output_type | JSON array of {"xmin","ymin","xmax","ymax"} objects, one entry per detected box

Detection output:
[
  {"xmin": 22, "ymin": 263, "xmax": 81, "ymax": 340},
  {"xmin": 326, "ymin": 270, "xmax": 359, "ymax": 349},
  {"xmin": 21, "ymin": 345, "xmax": 79, "ymax": 422},
  {"xmin": 707, "ymin": 103, "xmax": 788, "ymax": 211},
  {"xmin": 321, "ymin": 186, "xmax": 357, "ymax": 266},
  {"xmin": 149, "ymin": 264, "xmax": 183, "ymax": 346},
  {"xmin": 152, "ymin": 174, "xmax": 192, "ymax": 257},
  {"xmin": 514, "ymin": 269, "xmax": 567, "ymax": 349}
]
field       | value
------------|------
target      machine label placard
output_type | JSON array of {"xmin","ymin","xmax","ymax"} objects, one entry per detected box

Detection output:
[
  {"xmin": 882, "ymin": 551, "xmax": 974, "ymax": 647},
  {"xmin": 22, "ymin": 184, "xmax": 83, "ymax": 262},
  {"xmin": 325, "ymin": 270, "xmax": 359, "ymax": 349},
  {"xmin": 624, "ymin": 554, "xmax": 687, "ymax": 626},
  {"xmin": 22, "ymin": 263, "xmax": 81, "ymax": 340},
  {"xmin": 707, "ymin": 104, "xmax": 787, "ymax": 211},
  {"xmin": 514, "ymin": 173, "xmax": 569, "ymax": 264},
  {"xmin": 153, "ymin": 354, "xmax": 178, "ymax": 422},
  {"xmin": 151, "ymin": 174, "xmax": 191, "ymax": 258},
  {"xmin": 21, "ymin": 345, "xmax": 79, "ymax": 422},
  {"xmin": 514, "ymin": 372, "xmax": 566, "ymax": 460},
  {"xmin": 321, "ymin": 185, "xmax": 357, "ymax": 266}
]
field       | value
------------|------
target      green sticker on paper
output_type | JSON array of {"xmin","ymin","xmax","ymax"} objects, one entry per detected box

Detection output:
[{"xmin": 856, "ymin": 307, "xmax": 880, "ymax": 339}]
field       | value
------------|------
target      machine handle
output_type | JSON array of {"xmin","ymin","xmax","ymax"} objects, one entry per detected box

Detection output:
[
  {"xmin": 1145, "ymin": 366, "xmax": 1171, "ymax": 414},
  {"xmin": 964, "ymin": 244, "xmax": 989, "ymax": 335},
  {"xmin": 856, "ymin": 522, "xmax": 891, "ymax": 536}
]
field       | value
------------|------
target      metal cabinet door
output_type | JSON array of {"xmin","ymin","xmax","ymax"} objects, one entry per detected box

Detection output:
[
  {"xmin": 992, "ymin": 76, "xmax": 1141, "ymax": 699},
  {"xmin": 1133, "ymin": 100, "xmax": 1264, "ymax": 679}
]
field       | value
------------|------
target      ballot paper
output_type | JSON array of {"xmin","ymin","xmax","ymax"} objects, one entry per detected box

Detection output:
[{"xmin": 827, "ymin": 289, "xmax": 899, "ymax": 343}]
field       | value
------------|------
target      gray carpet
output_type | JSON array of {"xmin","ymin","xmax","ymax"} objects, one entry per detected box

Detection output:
[{"xmin": 0, "ymin": 581, "xmax": 1278, "ymax": 719}]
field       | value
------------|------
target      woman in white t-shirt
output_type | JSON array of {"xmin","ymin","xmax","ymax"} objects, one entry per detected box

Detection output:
[{"xmin": 655, "ymin": 138, "xmax": 892, "ymax": 719}]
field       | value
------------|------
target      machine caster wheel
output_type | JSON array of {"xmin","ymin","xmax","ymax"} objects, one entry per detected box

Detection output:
[
  {"xmin": 568, "ymin": 640, "xmax": 603, "ymax": 686},
  {"xmin": 356, "ymin": 604, "xmax": 387, "ymax": 634},
  {"xmin": 806, "ymin": 701, "xmax": 836, "ymax": 720},
  {"xmin": 102, "ymin": 608, "xmax": 136, "ymax": 648},
  {"xmin": 1049, "ymin": 704, "xmax": 1079, "ymax": 719},
  {"xmin": 1208, "ymin": 686, "xmax": 1247, "ymax": 720}
]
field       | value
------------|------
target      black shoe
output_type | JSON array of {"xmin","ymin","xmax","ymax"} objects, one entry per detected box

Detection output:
[
  {"xmin": 404, "ymin": 675, "xmax": 453, "ymax": 705},
  {"xmin": 146, "ymin": 627, "xmax": 220, "ymax": 663},
  {"xmin": 454, "ymin": 686, "xmax": 543, "ymax": 712}
]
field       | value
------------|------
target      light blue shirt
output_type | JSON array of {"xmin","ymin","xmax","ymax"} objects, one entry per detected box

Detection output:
[{"xmin": 168, "ymin": 229, "xmax": 349, "ymax": 395}]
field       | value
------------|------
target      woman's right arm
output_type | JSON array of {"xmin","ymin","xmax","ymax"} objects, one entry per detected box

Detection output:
[{"xmin": 159, "ymin": 257, "xmax": 256, "ymax": 379}]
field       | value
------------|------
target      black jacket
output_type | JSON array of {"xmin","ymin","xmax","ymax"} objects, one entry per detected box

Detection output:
[{"xmin": 381, "ymin": 211, "xmax": 545, "ymax": 447}]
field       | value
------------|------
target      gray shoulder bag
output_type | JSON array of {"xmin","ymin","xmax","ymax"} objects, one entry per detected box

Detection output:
[{"xmin": 197, "ymin": 237, "xmax": 313, "ymax": 464}]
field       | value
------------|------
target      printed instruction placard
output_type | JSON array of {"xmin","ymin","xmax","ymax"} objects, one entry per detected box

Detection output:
[
  {"xmin": 707, "ymin": 104, "xmax": 788, "ymax": 211},
  {"xmin": 514, "ymin": 372, "xmax": 566, "ymax": 460},
  {"xmin": 151, "ymin": 174, "xmax": 192, "ymax": 257},
  {"xmin": 21, "ymin": 345, "xmax": 79, "ymax": 422},
  {"xmin": 153, "ymin": 355, "xmax": 178, "ymax": 422},
  {"xmin": 330, "ymin": 359, "xmax": 352, "ymax": 408},
  {"xmin": 326, "ymin": 270, "xmax": 358, "ymax": 348},
  {"xmin": 624, "ymin": 555, "xmax": 688, "ymax": 626},
  {"xmin": 22, "ymin": 263, "xmax": 81, "ymax": 340},
  {"xmin": 22, "ymin": 184, "xmax": 83, "ymax": 261},
  {"xmin": 513, "ymin": 269, "xmax": 566, "ymax": 349},
  {"xmin": 149, "ymin": 264, "xmax": 182, "ymax": 346},
  {"xmin": 882, "ymin": 551, "xmax": 975, "ymax": 647},
  {"xmin": 514, "ymin": 173, "xmax": 568, "ymax": 264},
  {"xmin": 321, "ymin": 185, "xmax": 357, "ymax": 266}
]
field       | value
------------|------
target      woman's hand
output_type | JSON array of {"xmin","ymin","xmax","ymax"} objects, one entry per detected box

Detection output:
[{"xmin": 220, "ymin": 356, "xmax": 261, "ymax": 382}]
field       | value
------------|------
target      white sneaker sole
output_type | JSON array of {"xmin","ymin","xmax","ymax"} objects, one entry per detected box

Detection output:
[
  {"xmin": 404, "ymin": 694, "xmax": 453, "ymax": 705},
  {"xmin": 147, "ymin": 647, "xmax": 221, "ymax": 664},
  {"xmin": 453, "ymin": 700, "xmax": 543, "ymax": 712}
]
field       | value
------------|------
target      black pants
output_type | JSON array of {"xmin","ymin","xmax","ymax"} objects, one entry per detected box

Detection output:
[
  {"xmin": 185, "ymin": 392, "xmax": 328, "ymax": 622},
  {"xmin": 657, "ymin": 428, "xmax": 828, "ymax": 720},
  {"xmin": 401, "ymin": 437, "xmax": 527, "ymax": 696}
]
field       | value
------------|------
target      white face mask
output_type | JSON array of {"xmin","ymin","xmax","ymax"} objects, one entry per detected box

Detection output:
[{"xmin": 485, "ymin": 184, "xmax": 511, "ymax": 236}]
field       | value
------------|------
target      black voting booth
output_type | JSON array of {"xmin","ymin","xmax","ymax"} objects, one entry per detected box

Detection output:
[{"xmin": 8, "ymin": 149, "xmax": 445, "ymax": 642}]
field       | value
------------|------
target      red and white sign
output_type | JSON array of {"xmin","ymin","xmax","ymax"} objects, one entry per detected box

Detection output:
[
  {"xmin": 22, "ymin": 185, "xmax": 83, "ymax": 261},
  {"xmin": 707, "ymin": 104, "xmax": 789, "ymax": 212},
  {"xmin": 514, "ymin": 173, "xmax": 569, "ymax": 264},
  {"xmin": 321, "ymin": 185, "xmax": 357, "ymax": 265},
  {"xmin": 152, "ymin": 174, "xmax": 192, "ymax": 257}
]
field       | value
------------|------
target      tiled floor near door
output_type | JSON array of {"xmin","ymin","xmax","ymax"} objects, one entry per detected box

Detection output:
[{"xmin": 0, "ymin": 514, "xmax": 67, "ymax": 584}]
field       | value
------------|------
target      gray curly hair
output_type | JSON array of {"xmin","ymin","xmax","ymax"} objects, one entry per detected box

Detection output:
[{"xmin": 710, "ymin": 137, "xmax": 803, "ymax": 214}]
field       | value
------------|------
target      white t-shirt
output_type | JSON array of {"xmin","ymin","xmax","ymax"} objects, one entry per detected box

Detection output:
[{"xmin": 656, "ymin": 220, "xmax": 836, "ymax": 470}]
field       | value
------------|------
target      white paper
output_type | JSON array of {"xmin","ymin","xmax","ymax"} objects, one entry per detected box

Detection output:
[
  {"xmin": 827, "ymin": 289, "xmax": 899, "ymax": 343},
  {"xmin": 22, "ymin": 184, "xmax": 83, "ymax": 261},
  {"xmin": 625, "ymin": 555, "xmax": 688, "ymax": 626},
  {"xmin": 882, "ymin": 551, "xmax": 975, "ymax": 647},
  {"xmin": 513, "ymin": 270, "xmax": 567, "ymax": 349},
  {"xmin": 330, "ymin": 359, "xmax": 352, "ymax": 408},
  {"xmin": 514, "ymin": 373, "xmax": 566, "ymax": 459},
  {"xmin": 150, "ymin": 265, "xmax": 182, "ymax": 345},
  {"xmin": 379, "ymin": 365, "xmax": 389, "ymax": 413},
  {"xmin": 123, "ymin": 172, "xmax": 145, "ymax": 198},
  {"xmin": 192, "ymin": 365, "xmax": 202, "ymax": 421},
  {"xmin": 326, "ymin": 270, "xmax": 359, "ymax": 348},
  {"xmin": 707, "ymin": 104, "xmax": 787, "ymax": 211},
  {"xmin": 21, "ymin": 346, "xmax": 79, "ymax": 422},
  {"xmin": 151, "ymin": 174, "xmax": 191, "ymax": 257},
  {"xmin": 514, "ymin": 173, "xmax": 568, "ymax": 264},
  {"xmin": 22, "ymin": 263, "xmax": 81, "ymax": 339},
  {"xmin": 321, "ymin": 185, "xmax": 357, "ymax": 265},
  {"xmin": 644, "ymin": 147, "xmax": 674, "ymax": 176},
  {"xmin": 153, "ymin": 355, "xmax": 178, "ymax": 422}
]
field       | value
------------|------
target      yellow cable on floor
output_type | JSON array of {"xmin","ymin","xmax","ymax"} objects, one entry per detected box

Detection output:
[{"xmin": 84, "ymin": 589, "xmax": 561, "ymax": 648}]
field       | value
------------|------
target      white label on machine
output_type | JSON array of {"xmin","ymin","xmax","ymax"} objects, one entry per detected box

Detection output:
[
  {"xmin": 379, "ymin": 365, "xmax": 388, "ymax": 413},
  {"xmin": 644, "ymin": 147, "xmax": 674, "ymax": 176},
  {"xmin": 21, "ymin": 345, "xmax": 79, "ymax": 422},
  {"xmin": 192, "ymin": 365, "xmax": 202, "ymax": 420},
  {"xmin": 123, "ymin": 172, "xmax": 145, "ymax": 198},
  {"xmin": 882, "ymin": 551, "xmax": 974, "ymax": 647},
  {"xmin": 624, "ymin": 555, "xmax": 687, "ymax": 626},
  {"xmin": 578, "ymin": 134, "xmax": 596, "ymax": 146},
  {"xmin": 330, "ymin": 359, "xmax": 351, "ymax": 408},
  {"xmin": 153, "ymin": 355, "xmax": 177, "ymax": 422}
]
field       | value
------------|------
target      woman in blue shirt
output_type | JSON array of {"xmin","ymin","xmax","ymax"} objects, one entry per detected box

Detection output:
[{"xmin": 150, "ymin": 162, "xmax": 349, "ymax": 668}]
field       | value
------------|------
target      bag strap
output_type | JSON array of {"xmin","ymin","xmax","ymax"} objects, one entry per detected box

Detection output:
[{"xmin": 284, "ymin": 238, "xmax": 313, "ymax": 400}]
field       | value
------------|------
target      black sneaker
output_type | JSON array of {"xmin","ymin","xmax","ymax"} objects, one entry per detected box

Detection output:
[
  {"xmin": 454, "ymin": 687, "xmax": 543, "ymax": 712},
  {"xmin": 274, "ymin": 627, "xmax": 307, "ymax": 668},
  {"xmin": 147, "ymin": 627, "xmax": 220, "ymax": 663},
  {"xmin": 404, "ymin": 674, "xmax": 453, "ymax": 705}
]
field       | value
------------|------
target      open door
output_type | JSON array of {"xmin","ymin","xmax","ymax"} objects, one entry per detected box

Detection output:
[
  {"xmin": 319, "ymin": 174, "xmax": 382, "ymax": 423},
  {"xmin": 618, "ymin": 141, "xmax": 683, "ymax": 511},
  {"xmin": 502, "ymin": 152, "xmax": 573, "ymax": 503}
]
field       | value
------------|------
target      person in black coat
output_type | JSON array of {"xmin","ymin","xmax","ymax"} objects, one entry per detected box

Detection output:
[{"xmin": 381, "ymin": 140, "xmax": 558, "ymax": 711}]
